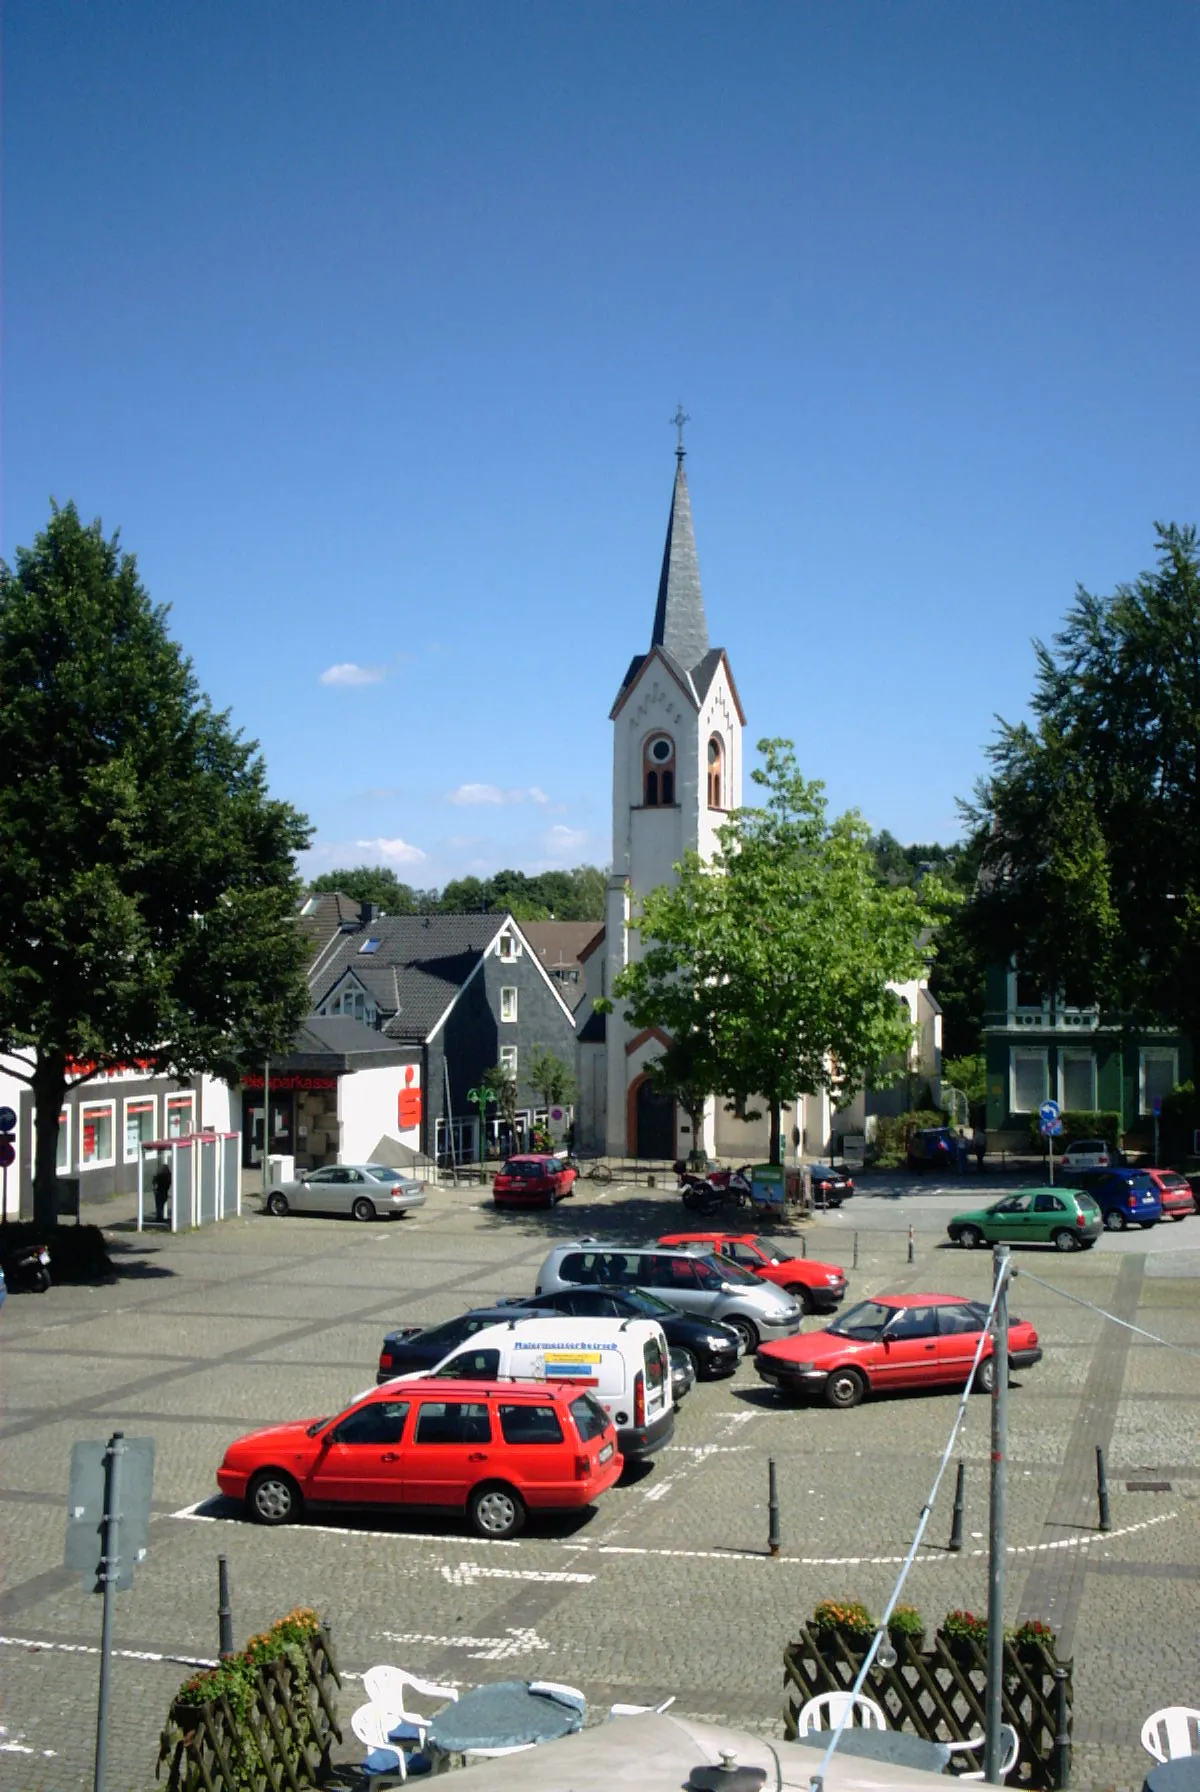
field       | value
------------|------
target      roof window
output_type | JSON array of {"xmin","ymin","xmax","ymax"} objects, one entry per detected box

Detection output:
[{"xmin": 359, "ymin": 937, "xmax": 382, "ymax": 955}]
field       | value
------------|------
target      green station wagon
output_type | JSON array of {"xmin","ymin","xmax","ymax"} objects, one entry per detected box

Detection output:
[{"xmin": 947, "ymin": 1187, "xmax": 1102, "ymax": 1252}]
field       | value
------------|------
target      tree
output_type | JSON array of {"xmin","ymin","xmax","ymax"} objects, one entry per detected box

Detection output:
[
  {"xmin": 613, "ymin": 739, "xmax": 952, "ymax": 1163},
  {"xmin": 481, "ymin": 1063, "xmax": 518, "ymax": 1139},
  {"xmin": 308, "ymin": 867, "xmax": 427, "ymax": 912},
  {"xmin": 0, "ymin": 504, "xmax": 312, "ymax": 1226},
  {"xmin": 968, "ymin": 524, "xmax": 1200, "ymax": 1043},
  {"xmin": 525, "ymin": 1046, "xmax": 578, "ymax": 1114}
]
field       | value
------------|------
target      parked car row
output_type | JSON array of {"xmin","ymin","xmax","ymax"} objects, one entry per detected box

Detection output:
[{"xmin": 948, "ymin": 1166, "xmax": 1196, "ymax": 1250}]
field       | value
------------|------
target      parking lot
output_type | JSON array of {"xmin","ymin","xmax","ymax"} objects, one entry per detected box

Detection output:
[{"xmin": 2, "ymin": 1172, "xmax": 1198, "ymax": 1790}]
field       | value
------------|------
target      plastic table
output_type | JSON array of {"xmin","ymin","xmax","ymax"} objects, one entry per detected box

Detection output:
[{"xmin": 426, "ymin": 1680, "xmax": 583, "ymax": 1760}]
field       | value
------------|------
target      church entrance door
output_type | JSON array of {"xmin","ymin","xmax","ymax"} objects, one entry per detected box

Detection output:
[{"xmin": 634, "ymin": 1078, "xmax": 675, "ymax": 1161}]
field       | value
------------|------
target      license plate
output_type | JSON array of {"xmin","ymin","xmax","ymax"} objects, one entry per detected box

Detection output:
[{"xmin": 598, "ymin": 1442, "xmax": 614, "ymax": 1464}]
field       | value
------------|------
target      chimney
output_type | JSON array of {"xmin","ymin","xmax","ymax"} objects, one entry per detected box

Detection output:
[{"xmin": 361, "ymin": 901, "xmax": 379, "ymax": 925}]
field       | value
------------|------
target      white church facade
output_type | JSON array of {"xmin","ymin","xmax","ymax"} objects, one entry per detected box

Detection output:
[{"xmin": 573, "ymin": 438, "xmax": 941, "ymax": 1164}]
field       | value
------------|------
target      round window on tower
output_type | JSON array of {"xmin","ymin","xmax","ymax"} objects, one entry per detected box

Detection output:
[{"xmin": 643, "ymin": 734, "xmax": 675, "ymax": 806}]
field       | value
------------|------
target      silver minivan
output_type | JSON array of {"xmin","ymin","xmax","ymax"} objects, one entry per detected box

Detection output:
[{"xmin": 535, "ymin": 1243, "xmax": 801, "ymax": 1354}]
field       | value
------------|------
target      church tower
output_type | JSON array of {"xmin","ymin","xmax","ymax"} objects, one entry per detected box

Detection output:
[{"xmin": 603, "ymin": 430, "xmax": 746, "ymax": 1159}]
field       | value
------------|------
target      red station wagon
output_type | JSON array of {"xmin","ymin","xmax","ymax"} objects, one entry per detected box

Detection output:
[
  {"xmin": 216, "ymin": 1377, "xmax": 622, "ymax": 1538},
  {"xmin": 493, "ymin": 1154, "xmax": 578, "ymax": 1208},
  {"xmin": 657, "ymin": 1231, "xmax": 848, "ymax": 1314},
  {"xmin": 755, "ymin": 1293, "xmax": 1042, "ymax": 1408},
  {"xmin": 1146, "ymin": 1169, "xmax": 1196, "ymax": 1221}
]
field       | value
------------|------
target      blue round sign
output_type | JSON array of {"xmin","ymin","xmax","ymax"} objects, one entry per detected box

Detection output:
[{"xmin": 0, "ymin": 1105, "xmax": 15, "ymax": 1134}]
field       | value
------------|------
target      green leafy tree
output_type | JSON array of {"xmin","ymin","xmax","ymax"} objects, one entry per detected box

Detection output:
[
  {"xmin": 481, "ymin": 1063, "xmax": 518, "ymax": 1136},
  {"xmin": 308, "ymin": 867, "xmax": 430, "ymax": 912},
  {"xmin": 968, "ymin": 524, "xmax": 1200, "ymax": 1040},
  {"xmin": 0, "ymin": 504, "xmax": 312, "ymax": 1226},
  {"xmin": 525, "ymin": 1046, "xmax": 578, "ymax": 1113},
  {"xmin": 614, "ymin": 740, "xmax": 952, "ymax": 1163}
]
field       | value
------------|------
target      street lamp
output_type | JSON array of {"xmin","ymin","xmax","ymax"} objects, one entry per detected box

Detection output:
[{"xmin": 466, "ymin": 1086, "xmax": 491, "ymax": 1184}]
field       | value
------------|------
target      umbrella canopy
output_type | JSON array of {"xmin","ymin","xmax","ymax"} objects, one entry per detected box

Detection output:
[{"xmin": 446, "ymin": 1710, "xmax": 953, "ymax": 1790}]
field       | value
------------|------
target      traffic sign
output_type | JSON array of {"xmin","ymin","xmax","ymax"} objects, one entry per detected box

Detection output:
[
  {"xmin": 65, "ymin": 1436, "xmax": 155, "ymax": 1590},
  {"xmin": 1152, "ymin": 1096, "xmax": 1163, "ymax": 1118},
  {"xmin": 0, "ymin": 1104, "xmax": 15, "ymax": 1133},
  {"xmin": 1038, "ymin": 1099, "xmax": 1062, "ymax": 1137},
  {"xmin": 1041, "ymin": 1117, "xmax": 1063, "ymax": 1137},
  {"xmin": 0, "ymin": 1138, "xmax": 14, "ymax": 1169}
]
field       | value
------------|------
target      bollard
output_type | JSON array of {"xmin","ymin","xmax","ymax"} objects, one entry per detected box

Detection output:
[
  {"xmin": 948, "ymin": 1461, "xmax": 965, "ymax": 1553},
  {"xmin": 853, "ymin": 1231, "xmax": 859, "ymax": 1270},
  {"xmin": 800, "ymin": 1234, "xmax": 808, "ymax": 1259},
  {"xmin": 1096, "ymin": 1445, "xmax": 1111, "ymax": 1533},
  {"xmin": 1053, "ymin": 1661, "xmax": 1071, "ymax": 1787},
  {"xmin": 767, "ymin": 1457, "xmax": 781, "ymax": 1557},
  {"xmin": 218, "ymin": 1554, "xmax": 234, "ymax": 1658},
  {"xmin": 907, "ymin": 1224, "xmax": 914, "ymax": 1263}
]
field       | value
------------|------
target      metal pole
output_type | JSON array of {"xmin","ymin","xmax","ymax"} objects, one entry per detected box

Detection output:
[
  {"xmin": 262, "ymin": 1061, "xmax": 271, "ymax": 1196},
  {"xmin": 1096, "ymin": 1446, "xmax": 1111, "ymax": 1533},
  {"xmin": 93, "ymin": 1431, "xmax": 125, "ymax": 1792},
  {"xmin": 218, "ymin": 1554, "xmax": 233, "ymax": 1658},
  {"xmin": 853, "ymin": 1231, "xmax": 859, "ymax": 1270},
  {"xmin": 1048, "ymin": 1131, "xmax": 1054, "ymax": 1187},
  {"xmin": 1052, "ymin": 1662, "xmax": 1071, "ymax": 1788},
  {"xmin": 907, "ymin": 1224, "xmax": 914, "ymax": 1263},
  {"xmin": 985, "ymin": 1246, "xmax": 1010, "ymax": 1784},
  {"xmin": 948, "ymin": 1460, "xmax": 965, "ymax": 1552},
  {"xmin": 768, "ymin": 1457, "xmax": 780, "ymax": 1557}
]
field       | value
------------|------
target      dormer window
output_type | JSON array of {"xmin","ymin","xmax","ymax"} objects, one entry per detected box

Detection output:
[
  {"xmin": 644, "ymin": 734, "xmax": 675, "ymax": 806},
  {"xmin": 498, "ymin": 932, "xmax": 518, "ymax": 961},
  {"xmin": 707, "ymin": 735, "xmax": 724, "ymax": 809}
]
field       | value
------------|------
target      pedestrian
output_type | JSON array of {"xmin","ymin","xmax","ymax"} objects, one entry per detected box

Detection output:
[
  {"xmin": 972, "ymin": 1123, "xmax": 987, "ymax": 1172},
  {"xmin": 152, "ymin": 1160, "xmax": 172, "ymax": 1224},
  {"xmin": 956, "ymin": 1128, "xmax": 969, "ymax": 1173}
]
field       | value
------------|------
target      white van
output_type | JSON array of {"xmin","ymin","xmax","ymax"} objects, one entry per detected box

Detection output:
[{"xmin": 423, "ymin": 1315, "xmax": 675, "ymax": 1458}]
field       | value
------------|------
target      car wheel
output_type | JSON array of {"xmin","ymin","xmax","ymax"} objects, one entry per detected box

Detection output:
[
  {"xmin": 727, "ymin": 1317, "xmax": 759, "ymax": 1355},
  {"xmin": 351, "ymin": 1196, "xmax": 377, "ymax": 1222},
  {"xmin": 957, "ymin": 1224, "xmax": 983, "ymax": 1250},
  {"xmin": 824, "ymin": 1367, "xmax": 866, "ymax": 1410},
  {"xmin": 469, "ymin": 1482, "xmax": 526, "ymax": 1540},
  {"xmin": 248, "ymin": 1470, "xmax": 301, "ymax": 1526},
  {"xmin": 973, "ymin": 1357, "xmax": 997, "ymax": 1394},
  {"xmin": 265, "ymin": 1191, "xmax": 289, "ymax": 1217},
  {"xmin": 676, "ymin": 1347, "xmax": 699, "ymax": 1381},
  {"xmin": 1103, "ymin": 1208, "xmax": 1126, "ymax": 1231},
  {"xmin": 786, "ymin": 1283, "xmax": 815, "ymax": 1314},
  {"xmin": 1052, "ymin": 1229, "xmax": 1079, "ymax": 1252}
]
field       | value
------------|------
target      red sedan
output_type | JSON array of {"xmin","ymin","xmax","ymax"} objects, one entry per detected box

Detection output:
[
  {"xmin": 492, "ymin": 1154, "xmax": 578, "ymax": 1209},
  {"xmin": 657, "ymin": 1231, "xmax": 847, "ymax": 1314},
  {"xmin": 1146, "ymin": 1169, "xmax": 1196, "ymax": 1221},
  {"xmin": 754, "ymin": 1293, "xmax": 1042, "ymax": 1408}
]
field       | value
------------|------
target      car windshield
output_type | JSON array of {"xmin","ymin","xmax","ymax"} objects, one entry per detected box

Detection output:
[
  {"xmin": 1078, "ymin": 1194, "xmax": 1100, "ymax": 1213},
  {"xmin": 1159, "ymin": 1173, "xmax": 1188, "ymax": 1190},
  {"xmin": 364, "ymin": 1166, "xmax": 406, "ymax": 1183},
  {"xmin": 501, "ymin": 1160, "xmax": 536, "ymax": 1177},
  {"xmin": 700, "ymin": 1254, "xmax": 760, "ymax": 1285},
  {"xmin": 569, "ymin": 1392, "xmax": 609, "ymax": 1443},
  {"xmin": 608, "ymin": 1287, "xmax": 672, "ymax": 1318},
  {"xmin": 827, "ymin": 1299, "xmax": 895, "ymax": 1340},
  {"xmin": 753, "ymin": 1237, "xmax": 790, "ymax": 1260}
]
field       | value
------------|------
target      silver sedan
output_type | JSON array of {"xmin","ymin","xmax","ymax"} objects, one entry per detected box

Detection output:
[{"xmin": 262, "ymin": 1163, "xmax": 427, "ymax": 1222}]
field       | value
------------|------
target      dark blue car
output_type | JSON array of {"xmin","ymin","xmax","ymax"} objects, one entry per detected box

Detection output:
[{"xmin": 1070, "ymin": 1167, "xmax": 1162, "ymax": 1231}]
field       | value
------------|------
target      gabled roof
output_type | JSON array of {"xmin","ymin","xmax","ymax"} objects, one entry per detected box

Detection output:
[
  {"xmin": 310, "ymin": 913, "xmax": 505, "ymax": 1044},
  {"xmin": 297, "ymin": 890, "xmax": 361, "ymax": 954},
  {"xmin": 520, "ymin": 921, "xmax": 603, "ymax": 1013},
  {"xmin": 652, "ymin": 452, "xmax": 709, "ymax": 671}
]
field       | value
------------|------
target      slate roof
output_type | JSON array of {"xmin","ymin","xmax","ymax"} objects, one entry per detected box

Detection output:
[
  {"xmin": 271, "ymin": 1016, "xmax": 415, "ymax": 1071},
  {"xmin": 309, "ymin": 912, "xmax": 505, "ymax": 1044},
  {"xmin": 652, "ymin": 452, "xmax": 709, "ymax": 671},
  {"xmin": 520, "ymin": 921, "xmax": 603, "ymax": 1012},
  {"xmin": 297, "ymin": 890, "xmax": 362, "ymax": 953}
]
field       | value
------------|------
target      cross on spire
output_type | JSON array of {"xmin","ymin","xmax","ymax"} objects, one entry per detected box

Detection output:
[{"xmin": 670, "ymin": 403, "xmax": 691, "ymax": 457}]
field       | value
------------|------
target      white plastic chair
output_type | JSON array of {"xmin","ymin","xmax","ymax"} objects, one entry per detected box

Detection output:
[
  {"xmin": 610, "ymin": 1696, "xmax": 677, "ymax": 1718},
  {"xmin": 1142, "ymin": 1707, "xmax": 1200, "ymax": 1763},
  {"xmin": 796, "ymin": 1691, "xmax": 887, "ymax": 1735},
  {"xmin": 529, "ymin": 1680, "xmax": 587, "ymax": 1718},
  {"xmin": 351, "ymin": 1703, "xmax": 416, "ymax": 1788},
  {"xmin": 362, "ymin": 1664, "xmax": 459, "ymax": 1738},
  {"xmin": 945, "ymin": 1723, "xmax": 1021, "ymax": 1780}
]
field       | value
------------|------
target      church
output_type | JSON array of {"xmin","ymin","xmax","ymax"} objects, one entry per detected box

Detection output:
[{"xmin": 574, "ymin": 435, "xmax": 772, "ymax": 1163}]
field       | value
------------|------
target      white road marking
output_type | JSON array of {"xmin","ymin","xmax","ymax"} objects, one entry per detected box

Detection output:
[
  {"xmin": 0, "ymin": 1632, "xmax": 215, "ymax": 1671},
  {"xmin": 440, "ymin": 1562, "xmax": 594, "ymax": 1586},
  {"xmin": 381, "ymin": 1626, "xmax": 548, "ymax": 1661}
]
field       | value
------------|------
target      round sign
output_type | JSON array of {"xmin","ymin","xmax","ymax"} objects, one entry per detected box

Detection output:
[
  {"xmin": 0, "ymin": 1137, "xmax": 15, "ymax": 1168},
  {"xmin": 0, "ymin": 1105, "xmax": 15, "ymax": 1134},
  {"xmin": 1038, "ymin": 1099, "xmax": 1061, "ymax": 1125}
]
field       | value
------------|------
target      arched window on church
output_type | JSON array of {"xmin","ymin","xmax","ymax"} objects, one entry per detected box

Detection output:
[
  {"xmin": 707, "ymin": 735, "xmax": 725, "ymax": 809},
  {"xmin": 644, "ymin": 734, "xmax": 675, "ymax": 806}
]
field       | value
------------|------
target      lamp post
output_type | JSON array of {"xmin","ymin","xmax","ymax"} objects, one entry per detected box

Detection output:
[{"xmin": 466, "ymin": 1086, "xmax": 491, "ymax": 1184}]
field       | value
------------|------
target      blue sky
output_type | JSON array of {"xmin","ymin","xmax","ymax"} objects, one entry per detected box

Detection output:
[{"xmin": 4, "ymin": 4, "xmax": 1198, "ymax": 888}]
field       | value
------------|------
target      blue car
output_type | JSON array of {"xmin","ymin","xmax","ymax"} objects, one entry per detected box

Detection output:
[{"xmin": 1072, "ymin": 1167, "xmax": 1162, "ymax": 1232}]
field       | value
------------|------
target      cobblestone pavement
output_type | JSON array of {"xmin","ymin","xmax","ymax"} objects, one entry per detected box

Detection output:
[{"xmin": 1, "ymin": 1176, "xmax": 1197, "ymax": 1790}]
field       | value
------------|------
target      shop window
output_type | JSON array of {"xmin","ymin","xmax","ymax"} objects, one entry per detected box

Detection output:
[
  {"xmin": 500, "ymin": 986, "xmax": 518, "ymax": 1023},
  {"xmin": 124, "ymin": 1096, "xmax": 157, "ymax": 1163},
  {"xmin": 707, "ymin": 735, "xmax": 724, "ymax": 809},
  {"xmin": 166, "ymin": 1093, "xmax": 195, "ymax": 1138},
  {"xmin": 643, "ymin": 734, "xmax": 675, "ymax": 806},
  {"xmin": 80, "ymin": 1101, "xmax": 116, "ymax": 1170}
]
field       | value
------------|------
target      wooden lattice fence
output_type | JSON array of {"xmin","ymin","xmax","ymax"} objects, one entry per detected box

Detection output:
[
  {"xmin": 784, "ymin": 1624, "xmax": 1072, "ymax": 1788},
  {"xmin": 157, "ymin": 1621, "xmax": 341, "ymax": 1792}
]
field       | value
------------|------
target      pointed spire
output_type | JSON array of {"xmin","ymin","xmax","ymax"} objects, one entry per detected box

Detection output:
[{"xmin": 651, "ymin": 433, "xmax": 709, "ymax": 671}]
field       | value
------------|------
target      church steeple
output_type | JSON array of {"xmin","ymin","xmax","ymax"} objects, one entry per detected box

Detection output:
[{"xmin": 650, "ymin": 427, "xmax": 709, "ymax": 673}]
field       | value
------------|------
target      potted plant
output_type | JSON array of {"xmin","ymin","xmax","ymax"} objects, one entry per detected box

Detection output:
[
  {"xmin": 1009, "ymin": 1618, "xmax": 1057, "ymax": 1667},
  {"xmin": 886, "ymin": 1603, "xmax": 925, "ymax": 1654},
  {"xmin": 939, "ymin": 1608, "xmax": 989, "ymax": 1666},
  {"xmin": 811, "ymin": 1600, "xmax": 876, "ymax": 1660}
]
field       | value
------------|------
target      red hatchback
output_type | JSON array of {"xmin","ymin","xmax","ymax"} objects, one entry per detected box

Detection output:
[
  {"xmin": 493, "ymin": 1154, "xmax": 578, "ymax": 1208},
  {"xmin": 754, "ymin": 1293, "xmax": 1042, "ymax": 1408},
  {"xmin": 657, "ymin": 1231, "xmax": 847, "ymax": 1314},
  {"xmin": 1147, "ymin": 1169, "xmax": 1196, "ymax": 1221},
  {"xmin": 217, "ymin": 1376, "xmax": 622, "ymax": 1537}
]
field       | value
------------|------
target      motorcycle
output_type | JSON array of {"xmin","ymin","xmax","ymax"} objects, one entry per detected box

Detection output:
[
  {"xmin": 1, "ymin": 1241, "xmax": 51, "ymax": 1293},
  {"xmin": 674, "ymin": 1161, "xmax": 755, "ymax": 1216}
]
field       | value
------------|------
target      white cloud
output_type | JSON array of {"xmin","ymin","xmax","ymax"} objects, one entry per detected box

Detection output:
[
  {"xmin": 544, "ymin": 824, "xmax": 588, "ymax": 856},
  {"xmin": 448, "ymin": 783, "xmax": 554, "ymax": 808},
  {"xmin": 319, "ymin": 662, "xmax": 386, "ymax": 687},
  {"xmin": 354, "ymin": 836, "xmax": 428, "ymax": 865}
]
